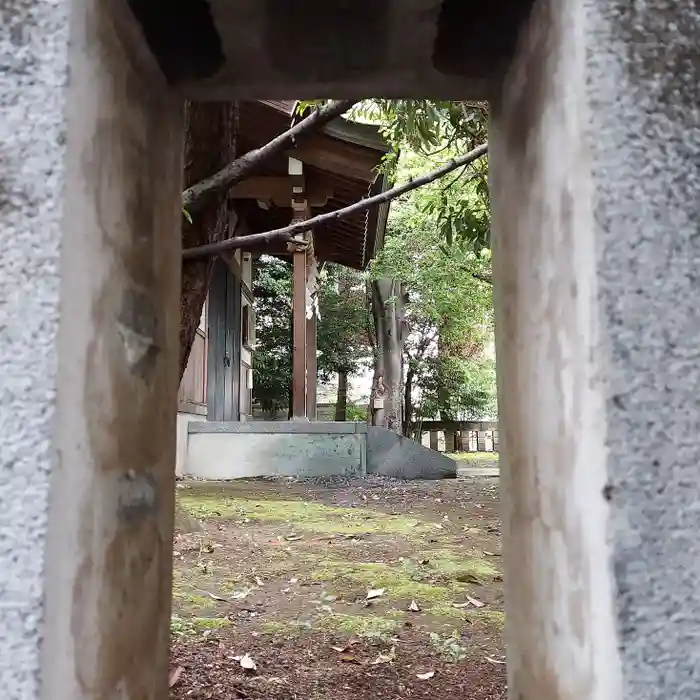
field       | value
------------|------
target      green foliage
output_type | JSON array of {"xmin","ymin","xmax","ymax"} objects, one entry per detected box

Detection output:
[
  {"xmin": 345, "ymin": 402, "xmax": 368, "ymax": 422},
  {"xmin": 370, "ymin": 148, "xmax": 496, "ymax": 421},
  {"xmin": 353, "ymin": 100, "xmax": 487, "ymax": 157},
  {"xmin": 354, "ymin": 100, "xmax": 490, "ymax": 250},
  {"xmin": 252, "ymin": 256, "xmax": 292, "ymax": 414},
  {"xmin": 316, "ymin": 265, "xmax": 372, "ymax": 379},
  {"xmin": 252, "ymin": 258, "xmax": 372, "ymax": 413}
]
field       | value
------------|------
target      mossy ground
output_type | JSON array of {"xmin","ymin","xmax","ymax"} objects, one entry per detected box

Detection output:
[{"xmin": 172, "ymin": 477, "xmax": 504, "ymax": 660}]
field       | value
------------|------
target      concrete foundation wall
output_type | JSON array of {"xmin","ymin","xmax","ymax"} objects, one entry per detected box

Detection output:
[
  {"xmin": 176, "ymin": 412, "xmax": 208, "ymax": 477},
  {"xmin": 186, "ymin": 422, "xmax": 367, "ymax": 479}
]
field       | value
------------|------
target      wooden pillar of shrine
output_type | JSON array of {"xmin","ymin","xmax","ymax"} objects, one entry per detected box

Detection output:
[{"xmin": 289, "ymin": 157, "xmax": 309, "ymax": 419}]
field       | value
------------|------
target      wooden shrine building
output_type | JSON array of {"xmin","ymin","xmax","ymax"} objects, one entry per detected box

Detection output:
[{"xmin": 177, "ymin": 100, "xmax": 390, "ymax": 473}]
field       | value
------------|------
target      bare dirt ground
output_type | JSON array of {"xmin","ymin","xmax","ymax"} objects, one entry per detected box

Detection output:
[{"xmin": 170, "ymin": 459, "xmax": 504, "ymax": 700}]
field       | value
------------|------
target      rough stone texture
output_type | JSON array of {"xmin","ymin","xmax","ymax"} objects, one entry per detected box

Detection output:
[
  {"xmin": 590, "ymin": 3, "xmax": 700, "ymax": 696},
  {"xmin": 0, "ymin": 2, "xmax": 70, "ymax": 697},
  {"xmin": 366, "ymin": 427, "xmax": 457, "ymax": 480},
  {"xmin": 186, "ymin": 430, "xmax": 366, "ymax": 480}
]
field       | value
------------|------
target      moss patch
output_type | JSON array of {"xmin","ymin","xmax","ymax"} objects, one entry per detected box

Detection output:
[
  {"xmin": 260, "ymin": 620, "xmax": 309, "ymax": 636},
  {"xmin": 465, "ymin": 609, "xmax": 505, "ymax": 632},
  {"xmin": 170, "ymin": 615, "xmax": 232, "ymax": 637},
  {"xmin": 173, "ymin": 590, "xmax": 215, "ymax": 612},
  {"xmin": 311, "ymin": 560, "xmax": 454, "ymax": 602},
  {"xmin": 448, "ymin": 452, "xmax": 499, "ymax": 463},
  {"xmin": 425, "ymin": 550, "xmax": 500, "ymax": 584},
  {"xmin": 316, "ymin": 613, "xmax": 398, "ymax": 638},
  {"xmin": 310, "ymin": 552, "xmax": 497, "ymax": 603},
  {"xmin": 178, "ymin": 494, "xmax": 427, "ymax": 536},
  {"xmin": 427, "ymin": 603, "xmax": 467, "ymax": 620}
]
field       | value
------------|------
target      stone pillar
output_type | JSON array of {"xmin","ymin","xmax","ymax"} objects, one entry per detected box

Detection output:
[
  {"xmin": 490, "ymin": 1, "xmax": 619, "ymax": 698},
  {"xmin": 492, "ymin": 1, "xmax": 700, "ymax": 698},
  {"xmin": 2, "ymin": 1, "xmax": 183, "ymax": 698},
  {"xmin": 429, "ymin": 431, "xmax": 439, "ymax": 452}
]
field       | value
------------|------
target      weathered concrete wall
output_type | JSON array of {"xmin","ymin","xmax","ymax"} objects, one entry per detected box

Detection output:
[
  {"xmin": 186, "ymin": 422, "xmax": 367, "ymax": 479},
  {"xmin": 176, "ymin": 412, "xmax": 208, "ymax": 477},
  {"xmin": 493, "ymin": 1, "xmax": 700, "ymax": 698},
  {"xmin": 366, "ymin": 427, "xmax": 457, "ymax": 480},
  {"xmin": 1, "ymin": 1, "xmax": 184, "ymax": 698},
  {"xmin": 590, "ymin": 4, "xmax": 700, "ymax": 698}
]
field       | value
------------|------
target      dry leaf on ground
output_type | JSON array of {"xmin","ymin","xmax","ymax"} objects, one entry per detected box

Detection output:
[
  {"xmin": 169, "ymin": 666, "xmax": 184, "ymax": 688},
  {"xmin": 371, "ymin": 647, "xmax": 396, "ymax": 665},
  {"xmin": 486, "ymin": 656, "xmax": 506, "ymax": 665},
  {"xmin": 238, "ymin": 654, "xmax": 257, "ymax": 671}
]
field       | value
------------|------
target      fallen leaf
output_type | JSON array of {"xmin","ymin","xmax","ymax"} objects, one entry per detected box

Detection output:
[
  {"xmin": 255, "ymin": 577, "xmax": 264, "ymax": 586},
  {"xmin": 467, "ymin": 595, "xmax": 485, "ymax": 608},
  {"xmin": 168, "ymin": 666, "xmax": 184, "ymax": 688},
  {"xmin": 485, "ymin": 656, "xmax": 506, "ymax": 665},
  {"xmin": 285, "ymin": 534, "xmax": 304, "ymax": 541},
  {"xmin": 281, "ymin": 587, "xmax": 291, "ymax": 593},
  {"xmin": 331, "ymin": 646, "xmax": 347, "ymax": 653},
  {"xmin": 239, "ymin": 654, "xmax": 257, "ymax": 671},
  {"xmin": 483, "ymin": 550, "xmax": 501, "ymax": 557},
  {"xmin": 416, "ymin": 671, "xmax": 435, "ymax": 680},
  {"xmin": 205, "ymin": 591, "xmax": 228, "ymax": 602},
  {"xmin": 408, "ymin": 600, "xmax": 421, "ymax": 612},
  {"xmin": 340, "ymin": 655, "xmax": 362, "ymax": 664},
  {"xmin": 289, "ymin": 577, "xmax": 298, "ymax": 584},
  {"xmin": 366, "ymin": 588, "xmax": 385, "ymax": 600},
  {"xmin": 451, "ymin": 602, "xmax": 470, "ymax": 609},
  {"xmin": 231, "ymin": 588, "xmax": 251, "ymax": 600},
  {"xmin": 371, "ymin": 646, "xmax": 396, "ymax": 665}
]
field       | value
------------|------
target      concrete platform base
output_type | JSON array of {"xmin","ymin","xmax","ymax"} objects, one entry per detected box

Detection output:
[{"xmin": 186, "ymin": 421, "xmax": 367, "ymax": 480}]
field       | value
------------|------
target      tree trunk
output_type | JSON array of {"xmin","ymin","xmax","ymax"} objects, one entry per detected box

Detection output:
[
  {"xmin": 335, "ymin": 371, "xmax": 348, "ymax": 421},
  {"xmin": 179, "ymin": 101, "xmax": 238, "ymax": 380},
  {"xmin": 369, "ymin": 278, "xmax": 407, "ymax": 433},
  {"xmin": 436, "ymin": 321, "xmax": 456, "ymax": 452},
  {"xmin": 403, "ymin": 364, "xmax": 414, "ymax": 437}
]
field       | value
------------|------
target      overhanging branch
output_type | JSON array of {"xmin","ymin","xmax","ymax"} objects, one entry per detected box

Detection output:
[
  {"xmin": 183, "ymin": 142, "xmax": 488, "ymax": 260},
  {"xmin": 182, "ymin": 99, "xmax": 358, "ymax": 215}
]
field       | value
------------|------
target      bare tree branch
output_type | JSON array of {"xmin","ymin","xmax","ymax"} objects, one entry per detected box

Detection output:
[
  {"xmin": 182, "ymin": 100, "xmax": 358, "ymax": 215},
  {"xmin": 472, "ymin": 272, "xmax": 493, "ymax": 285},
  {"xmin": 183, "ymin": 142, "xmax": 489, "ymax": 260}
]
